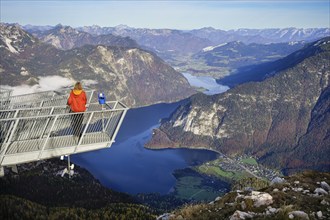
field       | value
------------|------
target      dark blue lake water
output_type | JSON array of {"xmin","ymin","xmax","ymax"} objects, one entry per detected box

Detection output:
[
  {"xmin": 72, "ymin": 101, "xmax": 218, "ymax": 194},
  {"xmin": 72, "ymin": 74, "xmax": 228, "ymax": 195}
]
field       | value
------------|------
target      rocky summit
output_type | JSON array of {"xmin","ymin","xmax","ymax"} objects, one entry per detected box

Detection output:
[
  {"xmin": 146, "ymin": 37, "xmax": 330, "ymax": 173},
  {"xmin": 160, "ymin": 171, "xmax": 330, "ymax": 220},
  {"xmin": 0, "ymin": 23, "xmax": 195, "ymax": 107}
]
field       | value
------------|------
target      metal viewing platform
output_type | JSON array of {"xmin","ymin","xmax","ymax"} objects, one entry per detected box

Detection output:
[{"xmin": 0, "ymin": 90, "xmax": 128, "ymax": 176}]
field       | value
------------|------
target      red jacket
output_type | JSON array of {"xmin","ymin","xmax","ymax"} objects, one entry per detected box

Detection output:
[{"xmin": 67, "ymin": 89, "xmax": 87, "ymax": 112}]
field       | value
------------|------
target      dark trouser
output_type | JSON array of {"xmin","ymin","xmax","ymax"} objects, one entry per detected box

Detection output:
[{"xmin": 71, "ymin": 113, "xmax": 84, "ymax": 138}]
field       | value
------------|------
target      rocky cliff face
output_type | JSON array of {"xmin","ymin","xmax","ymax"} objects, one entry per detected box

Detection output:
[
  {"xmin": 285, "ymin": 85, "xmax": 330, "ymax": 174},
  {"xmin": 0, "ymin": 23, "xmax": 195, "ymax": 107},
  {"xmin": 147, "ymin": 37, "xmax": 330, "ymax": 172}
]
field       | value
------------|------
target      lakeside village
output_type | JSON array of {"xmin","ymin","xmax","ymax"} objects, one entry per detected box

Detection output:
[{"xmin": 196, "ymin": 153, "xmax": 282, "ymax": 183}]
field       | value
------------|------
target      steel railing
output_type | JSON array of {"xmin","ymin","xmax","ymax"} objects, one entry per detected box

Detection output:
[
  {"xmin": 0, "ymin": 88, "xmax": 12, "ymax": 101},
  {"xmin": 0, "ymin": 89, "xmax": 96, "ymax": 110},
  {"xmin": 0, "ymin": 101, "xmax": 128, "ymax": 167}
]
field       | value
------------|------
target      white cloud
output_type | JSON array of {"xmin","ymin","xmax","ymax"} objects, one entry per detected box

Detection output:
[{"xmin": 2, "ymin": 76, "xmax": 74, "ymax": 96}]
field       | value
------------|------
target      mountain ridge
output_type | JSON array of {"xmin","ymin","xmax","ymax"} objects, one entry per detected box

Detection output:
[
  {"xmin": 32, "ymin": 24, "xmax": 139, "ymax": 50},
  {"xmin": 0, "ymin": 23, "xmax": 195, "ymax": 107},
  {"xmin": 146, "ymin": 37, "xmax": 330, "ymax": 173},
  {"xmin": 23, "ymin": 24, "xmax": 330, "ymax": 56}
]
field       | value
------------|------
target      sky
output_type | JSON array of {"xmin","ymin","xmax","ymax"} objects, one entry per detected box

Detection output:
[{"xmin": 1, "ymin": 0, "xmax": 329, "ymax": 30}]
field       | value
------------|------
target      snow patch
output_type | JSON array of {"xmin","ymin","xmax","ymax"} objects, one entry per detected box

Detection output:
[
  {"xmin": 202, "ymin": 43, "xmax": 228, "ymax": 52},
  {"xmin": 4, "ymin": 37, "xmax": 19, "ymax": 53},
  {"xmin": 288, "ymin": 41, "xmax": 299, "ymax": 45}
]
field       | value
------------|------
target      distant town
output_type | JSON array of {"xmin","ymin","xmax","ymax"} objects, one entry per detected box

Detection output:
[{"xmin": 198, "ymin": 153, "xmax": 282, "ymax": 182}]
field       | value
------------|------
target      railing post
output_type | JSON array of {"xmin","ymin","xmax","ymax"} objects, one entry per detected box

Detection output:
[
  {"xmin": 88, "ymin": 90, "xmax": 94, "ymax": 104},
  {"xmin": 2, "ymin": 110, "xmax": 19, "ymax": 145},
  {"xmin": 104, "ymin": 101, "xmax": 119, "ymax": 130},
  {"xmin": 73, "ymin": 112, "xmax": 94, "ymax": 153},
  {"xmin": 110, "ymin": 108, "xmax": 128, "ymax": 144},
  {"xmin": 0, "ymin": 119, "xmax": 19, "ymax": 166},
  {"xmin": 39, "ymin": 107, "xmax": 55, "ymax": 139},
  {"xmin": 38, "ymin": 115, "xmax": 58, "ymax": 160}
]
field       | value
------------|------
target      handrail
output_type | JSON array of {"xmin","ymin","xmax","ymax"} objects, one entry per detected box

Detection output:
[
  {"xmin": 0, "ymin": 102, "xmax": 128, "ymax": 121},
  {"xmin": 0, "ymin": 89, "xmax": 96, "ymax": 110},
  {"xmin": 0, "ymin": 100, "xmax": 120, "ymax": 112}
]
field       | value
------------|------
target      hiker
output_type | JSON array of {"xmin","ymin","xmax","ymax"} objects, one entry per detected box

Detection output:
[{"xmin": 67, "ymin": 82, "xmax": 87, "ymax": 140}]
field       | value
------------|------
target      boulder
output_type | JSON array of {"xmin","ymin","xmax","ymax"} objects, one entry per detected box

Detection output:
[
  {"xmin": 320, "ymin": 199, "xmax": 329, "ymax": 205},
  {"xmin": 157, "ymin": 213, "xmax": 174, "ymax": 220},
  {"xmin": 271, "ymin": 177, "xmax": 286, "ymax": 185},
  {"xmin": 215, "ymin": 196, "xmax": 221, "ymax": 202},
  {"xmin": 269, "ymin": 207, "xmax": 277, "ymax": 213},
  {"xmin": 317, "ymin": 211, "xmax": 322, "ymax": 219},
  {"xmin": 246, "ymin": 191, "xmax": 273, "ymax": 207},
  {"xmin": 314, "ymin": 188, "xmax": 328, "ymax": 195},
  {"xmin": 230, "ymin": 210, "xmax": 253, "ymax": 220},
  {"xmin": 320, "ymin": 181, "xmax": 330, "ymax": 192},
  {"xmin": 288, "ymin": 211, "xmax": 310, "ymax": 220}
]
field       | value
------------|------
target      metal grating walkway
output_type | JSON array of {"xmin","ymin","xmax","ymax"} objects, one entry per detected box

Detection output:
[{"xmin": 0, "ymin": 90, "xmax": 128, "ymax": 173}]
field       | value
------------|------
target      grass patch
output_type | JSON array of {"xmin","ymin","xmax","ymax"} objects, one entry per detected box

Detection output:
[
  {"xmin": 241, "ymin": 158, "xmax": 258, "ymax": 166},
  {"xmin": 198, "ymin": 166, "xmax": 234, "ymax": 178},
  {"xmin": 196, "ymin": 164, "xmax": 248, "ymax": 181},
  {"xmin": 174, "ymin": 173, "xmax": 227, "ymax": 201}
]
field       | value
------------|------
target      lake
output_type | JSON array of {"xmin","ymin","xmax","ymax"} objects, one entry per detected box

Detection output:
[
  {"xmin": 182, "ymin": 72, "xmax": 229, "ymax": 95},
  {"xmin": 72, "ymin": 74, "xmax": 229, "ymax": 195}
]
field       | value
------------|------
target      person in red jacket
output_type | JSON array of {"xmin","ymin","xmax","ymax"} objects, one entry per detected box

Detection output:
[{"xmin": 67, "ymin": 82, "xmax": 87, "ymax": 140}]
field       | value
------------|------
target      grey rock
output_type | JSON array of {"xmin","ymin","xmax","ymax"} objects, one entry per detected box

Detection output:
[
  {"xmin": 314, "ymin": 188, "xmax": 328, "ymax": 195},
  {"xmin": 271, "ymin": 177, "xmax": 286, "ymax": 185},
  {"xmin": 317, "ymin": 211, "xmax": 322, "ymax": 219},
  {"xmin": 241, "ymin": 201, "xmax": 247, "ymax": 210},
  {"xmin": 303, "ymin": 190, "xmax": 310, "ymax": 194},
  {"xmin": 288, "ymin": 211, "xmax": 310, "ymax": 220},
  {"xmin": 269, "ymin": 208, "xmax": 277, "ymax": 213},
  {"xmin": 246, "ymin": 191, "xmax": 273, "ymax": 208},
  {"xmin": 230, "ymin": 210, "xmax": 253, "ymax": 220},
  {"xmin": 157, "ymin": 213, "xmax": 175, "ymax": 220},
  {"xmin": 320, "ymin": 199, "xmax": 329, "ymax": 205},
  {"xmin": 320, "ymin": 181, "xmax": 330, "ymax": 192},
  {"xmin": 215, "ymin": 196, "xmax": 221, "ymax": 202}
]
